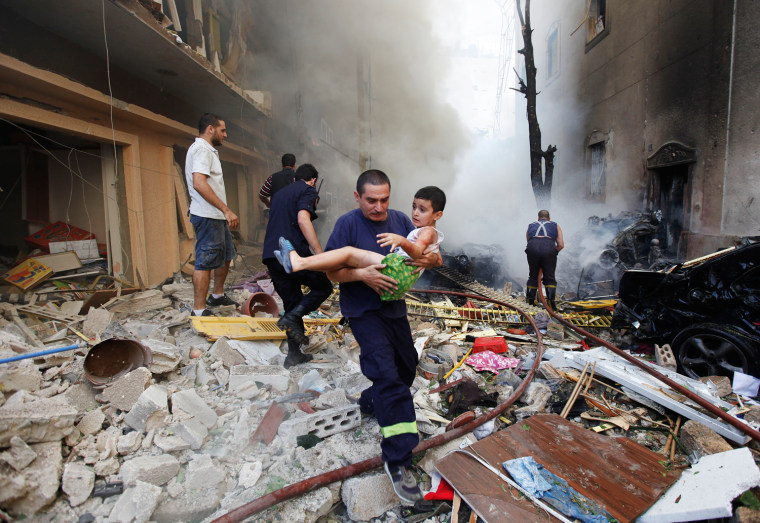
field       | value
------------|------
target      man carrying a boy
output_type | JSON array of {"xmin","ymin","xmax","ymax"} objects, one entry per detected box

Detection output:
[{"xmin": 324, "ymin": 170, "xmax": 441, "ymax": 505}]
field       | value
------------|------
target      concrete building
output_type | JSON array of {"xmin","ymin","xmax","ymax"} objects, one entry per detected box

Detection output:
[
  {"xmin": 0, "ymin": 0, "xmax": 367, "ymax": 286},
  {"xmin": 522, "ymin": 0, "xmax": 759, "ymax": 258}
]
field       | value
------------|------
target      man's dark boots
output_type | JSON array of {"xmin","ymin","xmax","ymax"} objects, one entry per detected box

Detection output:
[
  {"xmin": 525, "ymin": 286, "xmax": 537, "ymax": 306},
  {"xmin": 283, "ymin": 338, "xmax": 313, "ymax": 369},
  {"xmin": 277, "ymin": 305, "xmax": 310, "ymax": 346},
  {"xmin": 546, "ymin": 286, "xmax": 557, "ymax": 311}
]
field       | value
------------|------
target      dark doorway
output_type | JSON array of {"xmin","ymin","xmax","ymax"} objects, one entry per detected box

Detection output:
[{"xmin": 651, "ymin": 164, "xmax": 688, "ymax": 257}]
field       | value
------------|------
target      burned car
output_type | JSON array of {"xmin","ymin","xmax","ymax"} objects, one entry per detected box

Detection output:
[{"xmin": 612, "ymin": 239, "xmax": 760, "ymax": 379}]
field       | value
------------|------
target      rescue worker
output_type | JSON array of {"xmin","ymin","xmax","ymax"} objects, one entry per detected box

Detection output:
[{"xmin": 525, "ymin": 209, "xmax": 564, "ymax": 309}]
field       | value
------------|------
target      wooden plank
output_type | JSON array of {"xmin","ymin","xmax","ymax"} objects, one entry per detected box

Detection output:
[
  {"xmin": 173, "ymin": 161, "xmax": 194, "ymax": 239},
  {"xmin": 436, "ymin": 414, "xmax": 681, "ymax": 523}
]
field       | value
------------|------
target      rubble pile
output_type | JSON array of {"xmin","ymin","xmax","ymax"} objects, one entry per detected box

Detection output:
[{"xmin": 1, "ymin": 269, "xmax": 760, "ymax": 522}]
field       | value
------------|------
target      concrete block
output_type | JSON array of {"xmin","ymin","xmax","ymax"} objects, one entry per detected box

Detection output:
[
  {"xmin": 278, "ymin": 405, "xmax": 360, "ymax": 443},
  {"xmin": 151, "ymin": 482, "xmax": 224, "ymax": 523},
  {"xmin": 334, "ymin": 372, "xmax": 372, "ymax": 398},
  {"xmin": 83, "ymin": 307, "xmax": 114, "ymax": 339},
  {"xmin": 117, "ymin": 431, "xmax": 142, "ymax": 455},
  {"xmin": 0, "ymin": 359, "xmax": 42, "ymax": 392},
  {"xmin": 0, "ymin": 435, "xmax": 37, "ymax": 471},
  {"xmin": 227, "ymin": 339, "xmax": 284, "ymax": 365},
  {"xmin": 640, "ymin": 447, "xmax": 760, "ymax": 522},
  {"xmin": 154, "ymin": 434, "xmax": 191, "ymax": 453},
  {"xmin": 210, "ymin": 337, "xmax": 245, "ymax": 368},
  {"xmin": 109, "ymin": 479, "xmax": 162, "ymax": 523},
  {"xmin": 237, "ymin": 461, "xmax": 263, "ymax": 488},
  {"xmin": 1, "ymin": 441, "xmax": 62, "ymax": 516},
  {"xmin": 77, "ymin": 408, "xmax": 105, "ymax": 436},
  {"xmin": 63, "ymin": 382, "xmax": 99, "ymax": 414},
  {"xmin": 173, "ymin": 418, "xmax": 207, "ymax": 450},
  {"xmin": 94, "ymin": 457, "xmax": 119, "ymax": 477},
  {"xmin": 680, "ymin": 420, "xmax": 733, "ymax": 461},
  {"xmin": 655, "ymin": 344, "xmax": 677, "ymax": 371},
  {"xmin": 120, "ymin": 454, "xmax": 179, "ymax": 486},
  {"xmin": 342, "ymin": 472, "xmax": 398, "ymax": 521},
  {"xmin": 734, "ymin": 507, "xmax": 760, "ymax": 523},
  {"xmin": 124, "ymin": 385, "xmax": 168, "ymax": 432},
  {"xmin": 314, "ymin": 389, "xmax": 349, "ymax": 410},
  {"xmin": 185, "ymin": 454, "xmax": 224, "ymax": 491},
  {"xmin": 144, "ymin": 339, "xmax": 182, "ymax": 374},
  {"xmin": 62, "ymin": 462, "xmax": 95, "ymax": 507},
  {"xmin": 229, "ymin": 365, "xmax": 290, "ymax": 392},
  {"xmin": 698, "ymin": 375, "xmax": 733, "ymax": 397},
  {"xmin": 100, "ymin": 367, "xmax": 152, "ymax": 412},
  {"xmin": 0, "ymin": 396, "xmax": 76, "ymax": 446},
  {"xmin": 171, "ymin": 388, "xmax": 217, "ymax": 428},
  {"xmin": 214, "ymin": 367, "xmax": 229, "ymax": 386}
]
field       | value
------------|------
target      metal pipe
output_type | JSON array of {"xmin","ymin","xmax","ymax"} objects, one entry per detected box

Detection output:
[
  {"xmin": 211, "ymin": 290, "xmax": 545, "ymax": 523},
  {"xmin": 536, "ymin": 278, "xmax": 760, "ymax": 443},
  {"xmin": 0, "ymin": 343, "xmax": 83, "ymax": 365}
]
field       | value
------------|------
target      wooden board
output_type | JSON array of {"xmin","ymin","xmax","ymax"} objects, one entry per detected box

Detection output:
[
  {"xmin": 436, "ymin": 414, "xmax": 681, "ymax": 523},
  {"xmin": 174, "ymin": 162, "xmax": 194, "ymax": 239},
  {"xmin": 29, "ymin": 251, "xmax": 82, "ymax": 273},
  {"xmin": 1, "ymin": 259, "xmax": 53, "ymax": 290}
]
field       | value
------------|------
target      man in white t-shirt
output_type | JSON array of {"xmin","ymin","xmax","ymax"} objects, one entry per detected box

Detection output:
[{"xmin": 185, "ymin": 113, "xmax": 240, "ymax": 316}]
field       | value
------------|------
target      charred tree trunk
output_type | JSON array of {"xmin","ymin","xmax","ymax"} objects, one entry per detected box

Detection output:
[{"xmin": 515, "ymin": 0, "xmax": 556, "ymax": 210}]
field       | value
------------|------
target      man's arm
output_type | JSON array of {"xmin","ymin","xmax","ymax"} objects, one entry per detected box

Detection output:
[
  {"xmin": 556, "ymin": 225, "xmax": 565, "ymax": 252},
  {"xmin": 258, "ymin": 175, "xmax": 273, "ymax": 208},
  {"xmin": 193, "ymin": 172, "xmax": 239, "ymax": 229},
  {"xmin": 326, "ymin": 266, "xmax": 398, "ymax": 295},
  {"xmin": 297, "ymin": 209, "xmax": 323, "ymax": 254}
]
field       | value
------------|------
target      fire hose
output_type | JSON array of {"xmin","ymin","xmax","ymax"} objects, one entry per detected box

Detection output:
[{"xmin": 211, "ymin": 289, "xmax": 546, "ymax": 523}]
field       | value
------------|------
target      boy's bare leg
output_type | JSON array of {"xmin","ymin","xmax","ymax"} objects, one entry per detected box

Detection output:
[{"xmin": 291, "ymin": 246, "xmax": 384, "ymax": 272}]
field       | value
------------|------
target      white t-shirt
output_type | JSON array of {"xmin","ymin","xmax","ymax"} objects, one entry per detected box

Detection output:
[
  {"xmin": 393, "ymin": 226, "xmax": 444, "ymax": 257},
  {"xmin": 185, "ymin": 137, "xmax": 227, "ymax": 220}
]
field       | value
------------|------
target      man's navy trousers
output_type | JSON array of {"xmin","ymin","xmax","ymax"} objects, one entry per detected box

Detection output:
[
  {"xmin": 526, "ymin": 237, "xmax": 558, "ymax": 288},
  {"xmin": 351, "ymin": 310, "xmax": 419, "ymax": 467}
]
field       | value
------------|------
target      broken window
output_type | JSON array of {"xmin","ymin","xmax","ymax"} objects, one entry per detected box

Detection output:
[
  {"xmin": 546, "ymin": 21, "xmax": 560, "ymax": 82},
  {"xmin": 585, "ymin": 0, "xmax": 608, "ymax": 50},
  {"xmin": 587, "ymin": 141, "xmax": 606, "ymax": 200}
]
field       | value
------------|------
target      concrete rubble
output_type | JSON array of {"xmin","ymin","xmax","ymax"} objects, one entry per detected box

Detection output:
[{"xmin": 0, "ymin": 272, "xmax": 760, "ymax": 523}]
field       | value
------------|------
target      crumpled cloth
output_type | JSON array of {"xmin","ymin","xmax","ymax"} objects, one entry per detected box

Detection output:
[
  {"xmin": 465, "ymin": 351, "xmax": 520, "ymax": 373},
  {"xmin": 503, "ymin": 456, "xmax": 612, "ymax": 523}
]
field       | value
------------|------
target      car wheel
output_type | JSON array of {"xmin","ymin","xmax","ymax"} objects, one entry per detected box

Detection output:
[{"xmin": 672, "ymin": 323, "xmax": 760, "ymax": 380}]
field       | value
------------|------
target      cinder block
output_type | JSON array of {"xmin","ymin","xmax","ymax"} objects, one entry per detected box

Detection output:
[
  {"xmin": 655, "ymin": 344, "xmax": 677, "ymax": 371},
  {"xmin": 278, "ymin": 405, "xmax": 360, "ymax": 443}
]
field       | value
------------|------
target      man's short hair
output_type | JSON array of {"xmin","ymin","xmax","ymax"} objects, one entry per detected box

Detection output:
[
  {"xmin": 198, "ymin": 113, "xmax": 222, "ymax": 134},
  {"xmin": 281, "ymin": 153, "xmax": 296, "ymax": 168},
  {"xmin": 295, "ymin": 163, "xmax": 318, "ymax": 181},
  {"xmin": 414, "ymin": 186, "xmax": 446, "ymax": 212},
  {"xmin": 356, "ymin": 169, "xmax": 390, "ymax": 196},
  {"xmin": 538, "ymin": 209, "xmax": 550, "ymax": 219}
]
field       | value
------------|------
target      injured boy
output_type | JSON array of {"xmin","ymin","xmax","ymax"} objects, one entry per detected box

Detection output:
[{"xmin": 274, "ymin": 186, "xmax": 445, "ymax": 301}]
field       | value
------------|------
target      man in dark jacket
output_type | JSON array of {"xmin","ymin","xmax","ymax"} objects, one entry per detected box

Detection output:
[{"xmin": 258, "ymin": 153, "xmax": 296, "ymax": 208}]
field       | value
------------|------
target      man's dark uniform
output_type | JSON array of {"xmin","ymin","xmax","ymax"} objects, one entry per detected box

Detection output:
[
  {"xmin": 262, "ymin": 181, "xmax": 332, "ymax": 365},
  {"xmin": 525, "ymin": 219, "xmax": 560, "ymax": 308},
  {"xmin": 325, "ymin": 208, "xmax": 419, "ymax": 468}
]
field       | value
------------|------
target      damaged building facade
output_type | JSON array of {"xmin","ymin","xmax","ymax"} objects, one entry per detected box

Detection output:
[
  {"xmin": 524, "ymin": 0, "xmax": 760, "ymax": 259},
  {"xmin": 0, "ymin": 0, "xmax": 369, "ymax": 286}
]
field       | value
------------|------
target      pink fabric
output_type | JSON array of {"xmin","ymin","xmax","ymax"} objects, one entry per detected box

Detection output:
[{"xmin": 465, "ymin": 351, "xmax": 520, "ymax": 372}]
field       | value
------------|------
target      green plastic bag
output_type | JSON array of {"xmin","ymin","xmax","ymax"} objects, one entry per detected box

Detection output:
[{"xmin": 380, "ymin": 253, "xmax": 420, "ymax": 301}]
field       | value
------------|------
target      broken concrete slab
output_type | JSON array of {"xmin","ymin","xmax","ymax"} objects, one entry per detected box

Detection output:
[
  {"xmin": 171, "ymin": 388, "xmax": 217, "ymax": 428},
  {"xmin": 0, "ymin": 440, "xmax": 62, "ymax": 516},
  {"xmin": 226, "ymin": 339, "xmax": 284, "ymax": 366},
  {"xmin": 0, "ymin": 396, "xmax": 77, "ymax": 446},
  {"xmin": 119, "ymin": 454, "xmax": 179, "ymax": 486},
  {"xmin": 341, "ymin": 472, "xmax": 399, "ymax": 521},
  {"xmin": 142, "ymin": 339, "xmax": 182, "ymax": 374},
  {"xmin": 82, "ymin": 307, "xmax": 114, "ymax": 339},
  {"xmin": 640, "ymin": 447, "xmax": 760, "ymax": 522},
  {"xmin": 124, "ymin": 385, "xmax": 168, "ymax": 432},
  {"xmin": 151, "ymin": 480, "xmax": 224, "ymax": 523},
  {"xmin": 0, "ymin": 359, "xmax": 42, "ymax": 392},
  {"xmin": 109, "ymin": 479, "xmax": 162, "ymax": 523},
  {"xmin": 77, "ymin": 408, "xmax": 106, "ymax": 436},
  {"xmin": 108, "ymin": 289, "xmax": 172, "ymax": 314},
  {"xmin": 117, "ymin": 431, "xmax": 142, "ymax": 455},
  {"xmin": 237, "ymin": 461, "xmax": 263, "ymax": 488},
  {"xmin": 98, "ymin": 367, "xmax": 152, "ymax": 412},
  {"xmin": 278, "ymin": 404, "xmax": 360, "ymax": 444},
  {"xmin": 210, "ymin": 337, "xmax": 246, "ymax": 368},
  {"xmin": 229, "ymin": 364, "xmax": 290, "ymax": 392},
  {"xmin": 172, "ymin": 418, "xmax": 208, "ymax": 450},
  {"xmin": 94, "ymin": 457, "xmax": 120, "ymax": 477},
  {"xmin": 679, "ymin": 419, "xmax": 734, "ymax": 461},
  {"xmin": 62, "ymin": 462, "xmax": 95, "ymax": 507},
  {"xmin": 185, "ymin": 454, "xmax": 224, "ymax": 491},
  {"xmin": 154, "ymin": 434, "xmax": 191, "ymax": 453},
  {"xmin": 63, "ymin": 382, "xmax": 100, "ymax": 414},
  {"xmin": 0, "ymin": 435, "xmax": 37, "ymax": 471}
]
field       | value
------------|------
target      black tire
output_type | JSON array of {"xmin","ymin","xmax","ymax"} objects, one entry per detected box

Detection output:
[{"xmin": 672, "ymin": 323, "xmax": 760, "ymax": 380}]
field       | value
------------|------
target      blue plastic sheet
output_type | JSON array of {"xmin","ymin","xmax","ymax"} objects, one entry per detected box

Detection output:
[{"xmin": 503, "ymin": 456, "xmax": 613, "ymax": 523}]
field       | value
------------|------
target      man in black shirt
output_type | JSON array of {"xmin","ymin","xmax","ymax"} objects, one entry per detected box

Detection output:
[
  {"xmin": 258, "ymin": 153, "xmax": 296, "ymax": 208},
  {"xmin": 262, "ymin": 164, "xmax": 332, "ymax": 367}
]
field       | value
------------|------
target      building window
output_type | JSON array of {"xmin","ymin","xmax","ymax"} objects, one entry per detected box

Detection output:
[
  {"xmin": 547, "ymin": 22, "xmax": 560, "ymax": 82},
  {"xmin": 320, "ymin": 118, "xmax": 333, "ymax": 146},
  {"xmin": 585, "ymin": 0, "xmax": 608, "ymax": 51},
  {"xmin": 588, "ymin": 141, "xmax": 606, "ymax": 200}
]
